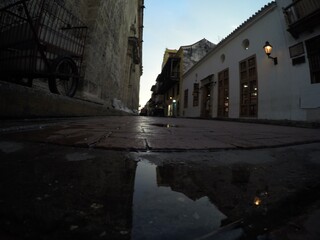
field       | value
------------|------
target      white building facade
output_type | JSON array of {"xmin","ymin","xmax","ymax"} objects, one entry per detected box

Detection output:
[{"xmin": 181, "ymin": 0, "xmax": 320, "ymax": 122}]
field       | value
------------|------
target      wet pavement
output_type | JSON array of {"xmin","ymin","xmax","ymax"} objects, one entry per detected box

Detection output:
[
  {"xmin": 1, "ymin": 116, "xmax": 320, "ymax": 151},
  {"xmin": 0, "ymin": 116, "xmax": 320, "ymax": 239}
]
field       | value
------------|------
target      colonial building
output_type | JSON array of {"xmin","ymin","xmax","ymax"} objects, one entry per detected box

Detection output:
[
  {"xmin": 80, "ymin": 0, "xmax": 144, "ymax": 111},
  {"xmin": 181, "ymin": 0, "xmax": 320, "ymax": 122},
  {"xmin": 0, "ymin": 0, "xmax": 144, "ymax": 113},
  {"xmin": 151, "ymin": 39, "xmax": 215, "ymax": 117}
]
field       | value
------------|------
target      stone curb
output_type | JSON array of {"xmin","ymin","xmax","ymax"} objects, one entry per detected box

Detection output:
[{"xmin": 0, "ymin": 81, "xmax": 132, "ymax": 118}]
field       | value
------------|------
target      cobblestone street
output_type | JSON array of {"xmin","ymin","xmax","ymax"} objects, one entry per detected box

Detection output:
[{"xmin": 1, "ymin": 116, "xmax": 320, "ymax": 239}]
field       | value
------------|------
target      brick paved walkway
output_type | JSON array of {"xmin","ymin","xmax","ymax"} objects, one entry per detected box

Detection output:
[{"xmin": 1, "ymin": 116, "xmax": 320, "ymax": 150}]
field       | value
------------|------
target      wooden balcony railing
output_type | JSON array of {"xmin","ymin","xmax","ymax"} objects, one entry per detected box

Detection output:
[
  {"xmin": 283, "ymin": 0, "xmax": 320, "ymax": 37},
  {"xmin": 284, "ymin": 0, "xmax": 320, "ymax": 25}
]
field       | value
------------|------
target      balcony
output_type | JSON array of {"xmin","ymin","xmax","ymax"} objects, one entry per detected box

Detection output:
[
  {"xmin": 128, "ymin": 37, "xmax": 140, "ymax": 64},
  {"xmin": 283, "ymin": 0, "xmax": 320, "ymax": 38},
  {"xmin": 156, "ymin": 57, "xmax": 180, "ymax": 94}
]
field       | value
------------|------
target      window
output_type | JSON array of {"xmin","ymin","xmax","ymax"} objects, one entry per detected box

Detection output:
[
  {"xmin": 289, "ymin": 42, "xmax": 306, "ymax": 65},
  {"xmin": 306, "ymin": 35, "xmax": 320, "ymax": 84},
  {"xmin": 239, "ymin": 56, "xmax": 258, "ymax": 117},
  {"xmin": 218, "ymin": 69, "xmax": 229, "ymax": 117},
  {"xmin": 193, "ymin": 83, "xmax": 200, "ymax": 107},
  {"xmin": 242, "ymin": 39, "xmax": 250, "ymax": 50},
  {"xmin": 289, "ymin": 42, "xmax": 304, "ymax": 58},
  {"xmin": 184, "ymin": 89, "xmax": 188, "ymax": 108},
  {"xmin": 220, "ymin": 54, "xmax": 225, "ymax": 63}
]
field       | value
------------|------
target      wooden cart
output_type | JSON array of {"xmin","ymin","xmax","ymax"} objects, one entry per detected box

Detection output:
[{"xmin": 0, "ymin": 0, "xmax": 87, "ymax": 97}]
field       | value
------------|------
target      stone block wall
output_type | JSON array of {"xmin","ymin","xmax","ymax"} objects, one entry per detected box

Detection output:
[{"xmin": 66, "ymin": 0, "xmax": 144, "ymax": 110}]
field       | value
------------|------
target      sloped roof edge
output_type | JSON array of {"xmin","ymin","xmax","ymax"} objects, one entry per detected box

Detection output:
[
  {"xmin": 179, "ymin": 38, "xmax": 215, "ymax": 49},
  {"xmin": 183, "ymin": 1, "xmax": 277, "ymax": 78}
]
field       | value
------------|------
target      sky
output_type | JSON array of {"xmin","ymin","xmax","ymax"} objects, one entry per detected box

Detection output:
[{"xmin": 139, "ymin": 0, "xmax": 273, "ymax": 109}]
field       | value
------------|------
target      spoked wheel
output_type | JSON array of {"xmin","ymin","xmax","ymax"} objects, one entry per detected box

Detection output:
[{"xmin": 49, "ymin": 57, "xmax": 79, "ymax": 97}]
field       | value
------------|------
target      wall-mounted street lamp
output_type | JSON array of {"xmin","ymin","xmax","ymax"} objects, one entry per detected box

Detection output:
[{"xmin": 263, "ymin": 41, "xmax": 278, "ymax": 65}]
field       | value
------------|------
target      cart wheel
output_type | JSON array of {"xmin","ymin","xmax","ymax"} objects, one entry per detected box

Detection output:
[{"xmin": 49, "ymin": 57, "xmax": 79, "ymax": 97}]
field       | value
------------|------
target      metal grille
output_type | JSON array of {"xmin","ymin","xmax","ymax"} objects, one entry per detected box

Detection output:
[{"xmin": 0, "ymin": 0, "xmax": 87, "ymax": 78}]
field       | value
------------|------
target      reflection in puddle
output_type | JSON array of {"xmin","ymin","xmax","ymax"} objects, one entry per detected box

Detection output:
[
  {"xmin": 132, "ymin": 160, "xmax": 227, "ymax": 240},
  {"xmin": 1, "ymin": 150, "xmax": 268, "ymax": 239}
]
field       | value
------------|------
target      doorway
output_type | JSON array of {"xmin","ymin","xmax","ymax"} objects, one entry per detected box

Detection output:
[
  {"xmin": 201, "ymin": 83, "xmax": 212, "ymax": 118},
  {"xmin": 218, "ymin": 69, "xmax": 229, "ymax": 117}
]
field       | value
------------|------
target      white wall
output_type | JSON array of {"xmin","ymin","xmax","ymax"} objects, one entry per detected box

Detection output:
[
  {"xmin": 182, "ymin": 1, "xmax": 320, "ymax": 121},
  {"xmin": 181, "ymin": 60, "xmax": 214, "ymax": 117}
]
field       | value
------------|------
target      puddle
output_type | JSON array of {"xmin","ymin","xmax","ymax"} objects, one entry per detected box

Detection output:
[
  {"xmin": 132, "ymin": 160, "xmax": 227, "ymax": 240},
  {"xmin": 1, "ymin": 150, "xmax": 249, "ymax": 239},
  {"xmin": 150, "ymin": 123, "xmax": 178, "ymax": 128},
  {"xmin": 2, "ymin": 145, "xmax": 319, "ymax": 239},
  {"xmin": 0, "ymin": 141, "xmax": 23, "ymax": 153}
]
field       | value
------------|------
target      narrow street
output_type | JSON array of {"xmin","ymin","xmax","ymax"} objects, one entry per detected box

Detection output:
[{"xmin": 1, "ymin": 116, "xmax": 320, "ymax": 240}]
